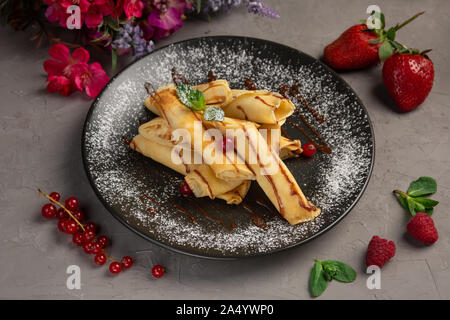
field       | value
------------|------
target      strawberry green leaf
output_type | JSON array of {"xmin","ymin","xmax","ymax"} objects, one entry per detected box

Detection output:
[
  {"xmin": 407, "ymin": 177, "xmax": 437, "ymax": 197},
  {"xmin": 379, "ymin": 40, "xmax": 394, "ymax": 62},
  {"xmin": 413, "ymin": 197, "xmax": 439, "ymax": 208},
  {"xmin": 386, "ymin": 27, "xmax": 396, "ymax": 41},
  {"xmin": 407, "ymin": 197, "xmax": 417, "ymax": 216}
]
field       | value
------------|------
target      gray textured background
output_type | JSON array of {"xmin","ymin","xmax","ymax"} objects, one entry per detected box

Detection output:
[{"xmin": 1, "ymin": 0, "xmax": 449, "ymax": 299}]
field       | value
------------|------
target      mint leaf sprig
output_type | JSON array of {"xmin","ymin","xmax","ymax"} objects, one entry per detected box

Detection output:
[
  {"xmin": 176, "ymin": 84, "xmax": 224, "ymax": 121},
  {"xmin": 309, "ymin": 259, "xmax": 356, "ymax": 297},
  {"xmin": 393, "ymin": 176, "xmax": 439, "ymax": 216}
]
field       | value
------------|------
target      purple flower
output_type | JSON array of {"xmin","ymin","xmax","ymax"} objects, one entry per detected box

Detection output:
[
  {"xmin": 112, "ymin": 23, "xmax": 155, "ymax": 58},
  {"xmin": 201, "ymin": 0, "xmax": 241, "ymax": 13},
  {"xmin": 193, "ymin": 0, "xmax": 279, "ymax": 18},
  {"xmin": 244, "ymin": 0, "xmax": 279, "ymax": 19}
]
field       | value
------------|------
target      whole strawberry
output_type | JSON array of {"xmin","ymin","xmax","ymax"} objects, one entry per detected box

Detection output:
[
  {"xmin": 324, "ymin": 11, "xmax": 423, "ymax": 70},
  {"xmin": 382, "ymin": 53, "xmax": 434, "ymax": 112},
  {"xmin": 324, "ymin": 24, "xmax": 381, "ymax": 70},
  {"xmin": 407, "ymin": 212, "xmax": 438, "ymax": 245},
  {"xmin": 366, "ymin": 236, "xmax": 396, "ymax": 268}
]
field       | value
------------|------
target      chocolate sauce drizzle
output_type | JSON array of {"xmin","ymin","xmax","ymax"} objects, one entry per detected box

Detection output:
[
  {"xmin": 290, "ymin": 83, "xmax": 326, "ymax": 124},
  {"xmin": 241, "ymin": 202, "xmax": 268, "ymax": 231},
  {"xmin": 279, "ymin": 83, "xmax": 331, "ymax": 154},
  {"xmin": 188, "ymin": 198, "xmax": 236, "ymax": 232},
  {"xmin": 208, "ymin": 70, "xmax": 217, "ymax": 82},
  {"xmin": 171, "ymin": 67, "xmax": 190, "ymax": 85},
  {"xmin": 168, "ymin": 199, "xmax": 197, "ymax": 223},
  {"xmin": 121, "ymin": 136, "xmax": 131, "ymax": 146},
  {"xmin": 244, "ymin": 78, "xmax": 257, "ymax": 90}
]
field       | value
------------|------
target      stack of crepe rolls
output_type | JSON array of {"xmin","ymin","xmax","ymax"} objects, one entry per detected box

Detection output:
[
  {"xmin": 135, "ymin": 81, "xmax": 320, "ymax": 225},
  {"xmin": 130, "ymin": 117, "xmax": 251, "ymax": 204}
]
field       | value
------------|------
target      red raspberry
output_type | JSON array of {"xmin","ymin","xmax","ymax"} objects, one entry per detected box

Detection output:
[
  {"xmin": 407, "ymin": 212, "xmax": 438, "ymax": 245},
  {"xmin": 366, "ymin": 236, "xmax": 396, "ymax": 268}
]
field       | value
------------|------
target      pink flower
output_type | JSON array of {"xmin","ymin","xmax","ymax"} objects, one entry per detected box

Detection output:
[
  {"xmin": 44, "ymin": 0, "xmax": 69, "ymax": 27},
  {"xmin": 70, "ymin": 62, "xmax": 110, "ymax": 98},
  {"xmin": 44, "ymin": 43, "xmax": 90, "ymax": 77},
  {"xmin": 46, "ymin": 76, "xmax": 74, "ymax": 96},
  {"xmin": 123, "ymin": 0, "xmax": 145, "ymax": 20},
  {"xmin": 85, "ymin": 2, "xmax": 104, "ymax": 28},
  {"xmin": 43, "ymin": 44, "xmax": 109, "ymax": 98},
  {"xmin": 147, "ymin": 0, "xmax": 192, "ymax": 39}
]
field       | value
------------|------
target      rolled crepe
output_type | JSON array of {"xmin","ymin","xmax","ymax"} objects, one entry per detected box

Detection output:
[
  {"xmin": 144, "ymin": 80, "xmax": 233, "ymax": 118},
  {"xmin": 145, "ymin": 84, "xmax": 255, "ymax": 181},
  {"xmin": 207, "ymin": 117, "xmax": 321, "ymax": 225},
  {"xmin": 280, "ymin": 136, "xmax": 302, "ymax": 160},
  {"xmin": 216, "ymin": 181, "xmax": 251, "ymax": 205},
  {"xmin": 222, "ymin": 89, "xmax": 295, "ymax": 124},
  {"xmin": 132, "ymin": 118, "xmax": 247, "ymax": 199},
  {"xmin": 259, "ymin": 123, "xmax": 302, "ymax": 160},
  {"xmin": 194, "ymin": 80, "xmax": 233, "ymax": 106}
]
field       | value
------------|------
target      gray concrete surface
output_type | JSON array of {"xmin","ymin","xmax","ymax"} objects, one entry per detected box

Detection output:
[{"xmin": 0, "ymin": 0, "xmax": 449, "ymax": 299}]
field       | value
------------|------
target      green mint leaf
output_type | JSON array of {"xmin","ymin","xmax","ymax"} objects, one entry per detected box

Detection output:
[
  {"xmin": 407, "ymin": 177, "xmax": 437, "ymax": 197},
  {"xmin": 379, "ymin": 40, "xmax": 394, "ymax": 62},
  {"xmin": 176, "ymin": 84, "xmax": 206, "ymax": 111},
  {"xmin": 203, "ymin": 106, "xmax": 224, "ymax": 121},
  {"xmin": 322, "ymin": 260, "xmax": 356, "ymax": 283},
  {"xmin": 310, "ymin": 261, "xmax": 327, "ymax": 297},
  {"xmin": 423, "ymin": 207, "xmax": 434, "ymax": 216}
]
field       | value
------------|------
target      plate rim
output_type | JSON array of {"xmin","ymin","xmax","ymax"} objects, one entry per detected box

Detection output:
[{"xmin": 81, "ymin": 35, "xmax": 376, "ymax": 260}]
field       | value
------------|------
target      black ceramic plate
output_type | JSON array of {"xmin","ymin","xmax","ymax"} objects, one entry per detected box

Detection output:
[{"xmin": 82, "ymin": 36, "xmax": 374, "ymax": 259}]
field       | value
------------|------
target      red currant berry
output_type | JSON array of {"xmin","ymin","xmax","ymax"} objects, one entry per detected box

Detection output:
[
  {"xmin": 83, "ymin": 241, "xmax": 95, "ymax": 254},
  {"xmin": 82, "ymin": 230, "xmax": 96, "ymax": 243},
  {"xmin": 56, "ymin": 208, "xmax": 69, "ymax": 219},
  {"xmin": 49, "ymin": 192, "xmax": 61, "ymax": 203},
  {"xmin": 97, "ymin": 236, "xmax": 108, "ymax": 248},
  {"xmin": 221, "ymin": 136, "xmax": 234, "ymax": 153},
  {"xmin": 94, "ymin": 253, "xmax": 107, "ymax": 266},
  {"xmin": 302, "ymin": 143, "xmax": 317, "ymax": 157},
  {"xmin": 65, "ymin": 197, "xmax": 79, "ymax": 211},
  {"xmin": 72, "ymin": 232, "xmax": 85, "ymax": 246},
  {"xmin": 41, "ymin": 203, "xmax": 57, "ymax": 219},
  {"xmin": 71, "ymin": 209, "xmax": 85, "ymax": 222},
  {"xmin": 64, "ymin": 220, "xmax": 79, "ymax": 235},
  {"xmin": 84, "ymin": 222, "xmax": 97, "ymax": 233},
  {"xmin": 109, "ymin": 262, "xmax": 122, "ymax": 274},
  {"xmin": 121, "ymin": 256, "xmax": 133, "ymax": 269},
  {"xmin": 89, "ymin": 241, "xmax": 102, "ymax": 254},
  {"xmin": 151, "ymin": 265, "xmax": 165, "ymax": 278},
  {"xmin": 180, "ymin": 181, "xmax": 193, "ymax": 197},
  {"xmin": 57, "ymin": 218, "xmax": 69, "ymax": 232}
]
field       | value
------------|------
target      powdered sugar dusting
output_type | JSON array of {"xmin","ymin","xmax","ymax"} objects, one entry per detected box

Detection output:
[{"xmin": 83, "ymin": 37, "xmax": 374, "ymax": 257}]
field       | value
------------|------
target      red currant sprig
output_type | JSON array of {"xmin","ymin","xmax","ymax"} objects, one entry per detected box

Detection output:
[{"xmin": 38, "ymin": 189, "xmax": 134, "ymax": 275}]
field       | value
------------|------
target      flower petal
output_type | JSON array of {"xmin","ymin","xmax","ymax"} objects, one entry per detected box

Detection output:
[
  {"xmin": 84, "ymin": 62, "xmax": 110, "ymax": 98},
  {"xmin": 72, "ymin": 47, "xmax": 90, "ymax": 64},
  {"xmin": 48, "ymin": 44, "xmax": 70, "ymax": 63},
  {"xmin": 43, "ymin": 59, "xmax": 65, "ymax": 77}
]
